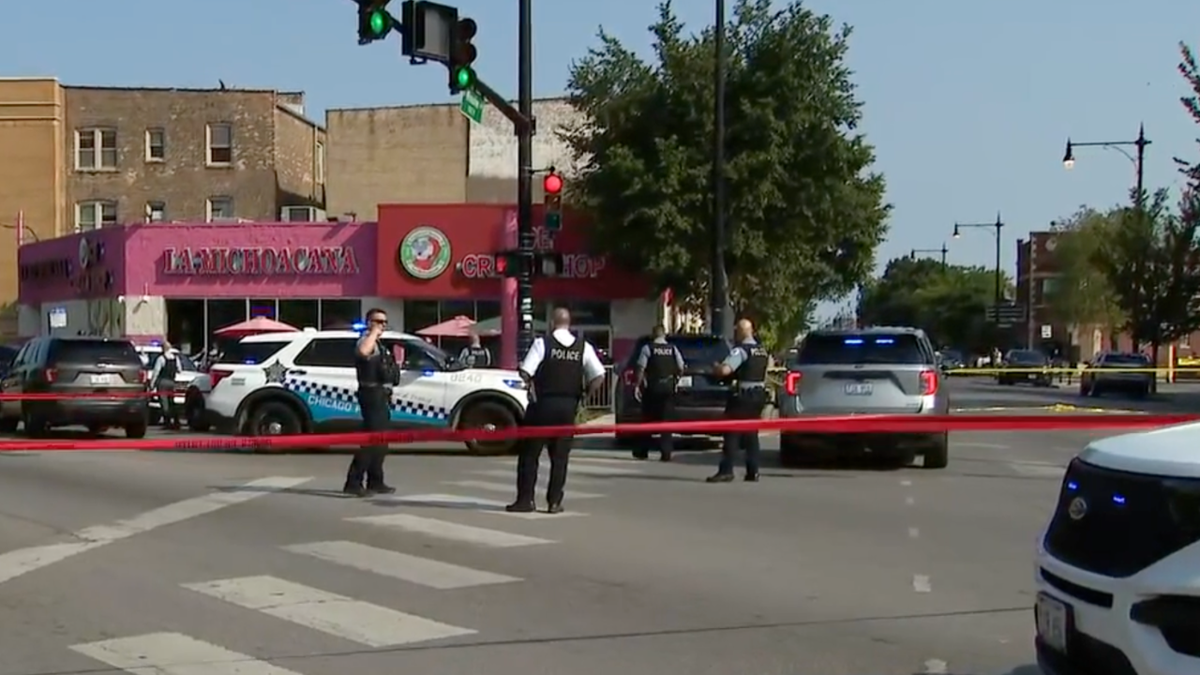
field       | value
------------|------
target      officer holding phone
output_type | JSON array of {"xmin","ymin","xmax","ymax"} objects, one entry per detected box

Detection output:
[
  {"xmin": 707, "ymin": 318, "xmax": 770, "ymax": 483},
  {"xmin": 345, "ymin": 307, "xmax": 400, "ymax": 497}
]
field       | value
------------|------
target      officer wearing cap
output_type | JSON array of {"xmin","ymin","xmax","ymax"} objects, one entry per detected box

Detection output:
[
  {"xmin": 345, "ymin": 307, "xmax": 400, "ymax": 497},
  {"xmin": 707, "ymin": 318, "xmax": 770, "ymax": 483},
  {"xmin": 632, "ymin": 325, "xmax": 685, "ymax": 462},
  {"xmin": 508, "ymin": 307, "xmax": 606, "ymax": 514}
]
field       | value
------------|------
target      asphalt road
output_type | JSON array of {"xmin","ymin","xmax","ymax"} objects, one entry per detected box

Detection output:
[{"xmin": 0, "ymin": 385, "xmax": 1174, "ymax": 675}]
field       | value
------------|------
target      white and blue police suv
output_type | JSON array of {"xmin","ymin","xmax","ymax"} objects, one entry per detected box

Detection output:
[
  {"xmin": 1035, "ymin": 421, "xmax": 1200, "ymax": 675},
  {"xmin": 186, "ymin": 329, "xmax": 528, "ymax": 454}
]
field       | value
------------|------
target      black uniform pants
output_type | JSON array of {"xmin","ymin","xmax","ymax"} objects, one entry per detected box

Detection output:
[
  {"xmin": 348, "ymin": 386, "xmax": 390, "ymax": 487},
  {"xmin": 718, "ymin": 388, "xmax": 767, "ymax": 476},
  {"xmin": 515, "ymin": 395, "xmax": 579, "ymax": 505},
  {"xmin": 640, "ymin": 386, "xmax": 675, "ymax": 455},
  {"xmin": 155, "ymin": 377, "xmax": 177, "ymax": 425}
]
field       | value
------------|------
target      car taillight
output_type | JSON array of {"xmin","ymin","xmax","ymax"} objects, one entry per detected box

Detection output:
[
  {"xmin": 138, "ymin": 369, "xmax": 148, "ymax": 384},
  {"xmin": 622, "ymin": 369, "xmax": 635, "ymax": 387},
  {"xmin": 784, "ymin": 372, "xmax": 801, "ymax": 396},
  {"xmin": 209, "ymin": 368, "xmax": 233, "ymax": 388},
  {"xmin": 44, "ymin": 368, "xmax": 57, "ymax": 383},
  {"xmin": 920, "ymin": 369, "xmax": 938, "ymax": 396}
]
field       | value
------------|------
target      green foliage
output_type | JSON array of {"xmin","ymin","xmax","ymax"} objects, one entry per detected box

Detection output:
[
  {"xmin": 1043, "ymin": 208, "xmax": 1125, "ymax": 329},
  {"xmin": 562, "ymin": 0, "xmax": 889, "ymax": 335},
  {"xmin": 856, "ymin": 257, "xmax": 1011, "ymax": 352},
  {"xmin": 1175, "ymin": 42, "xmax": 1200, "ymax": 185}
]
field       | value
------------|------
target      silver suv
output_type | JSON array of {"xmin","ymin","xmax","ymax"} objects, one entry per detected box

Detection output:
[{"xmin": 777, "ymin": 326, "xmax": 949, "ymax": 469}]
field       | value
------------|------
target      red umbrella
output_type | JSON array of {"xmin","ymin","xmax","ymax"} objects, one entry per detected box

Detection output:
[
  {"xmin": 214, "ymin": 316, "xmax": 299, "ymax": 338},
  {"xmin": 416, "ymin": 315, "xmax": 487, "ymax": 338}
]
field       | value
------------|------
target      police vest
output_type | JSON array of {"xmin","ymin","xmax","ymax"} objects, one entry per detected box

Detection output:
[
  {"xmin": 644, "ymin": 343, "xmax": 681, "ymax": 390},
  {"xmin": 734, "ymin": 344, "xmax": 770, "ymax": 385},
  {"xmin": 357, "ymin": 342, "xmax": 400, "ymax": 387},
  {"xmin": 158, "ymin": 355, "xmax": 178, "ymax": 381},
  {"xmin": 463, "ymin": 346, "xmax": 490, "ymax": 368},
  {"xmin": 533, "ymin": 333, "xmax": 586, "ymax": 399}
]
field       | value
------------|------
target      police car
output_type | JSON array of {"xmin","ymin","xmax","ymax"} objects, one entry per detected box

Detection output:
[
  {"xmin": 190, "ymin": 328, "xmax": 528, "ymax": 454},
  {"xmin": 1035, "ymin": 422, "xmax": 1200, "ymax": 675}
]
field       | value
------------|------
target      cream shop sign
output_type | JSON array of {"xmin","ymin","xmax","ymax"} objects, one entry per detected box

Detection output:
[{"xmin": 162, "ymin": 246, "xmax": 361, "ymax": 275}]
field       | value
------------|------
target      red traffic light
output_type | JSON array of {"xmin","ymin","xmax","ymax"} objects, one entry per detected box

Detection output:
[
  {"xmin": 543, "ymin": 173, "xmax": 563, "ymax": 195},
  {"xmin": 495, "ymin": 255, "xmax": 509, "ymax": 275}
]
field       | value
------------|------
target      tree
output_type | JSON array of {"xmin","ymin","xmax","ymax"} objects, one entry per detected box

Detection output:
[
  {"xmin": 1042, "ymin": 207, "xmax": 1124, "ymax": 332},
  {"xmin": 562, "ymin": 0, "xmax": 889, "ymax": 337},
  {"xmin": 1174, "ymin": 42, "xmax": 1200, "ymax": 184},
  {"xmin": 856, "ymin": 257, "xmax": 1010, "ymax": 353}
]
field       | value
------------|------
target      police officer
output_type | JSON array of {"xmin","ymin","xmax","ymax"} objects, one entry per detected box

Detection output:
[
  {"xmin": 633, "ymin": 325, "xmax": 685, "ymax": 462},
  {"xmin": 150, "ymin": 342, "xmax": 183, "ymax": 429},
  {"xmin": 345, "ymin": 307, "xmax": 400, "ymax": 497},
  {"xmin": 707, "ymin": 318, "xmax": 770, "ymax": 483},
  {"xmin": 457, "ymin": 333, "xmax": 492, "ymax": 368},
  {"xmin": 508, "ymin": 308, "xmax": 606, "ymax": 514}
]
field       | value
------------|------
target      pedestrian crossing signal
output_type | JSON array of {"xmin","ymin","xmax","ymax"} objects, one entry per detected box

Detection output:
[{"xmin": 494, "ymin": 250, "xmax": 563, "ymax": 278}]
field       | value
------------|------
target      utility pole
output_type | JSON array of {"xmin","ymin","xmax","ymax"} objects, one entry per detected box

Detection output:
[
  {"xmin": 515, "ymin": 0, "xmax": 535, "ymax": 360},
  {"xmin": 710, "ymin": 0, "xmax": 730, "ymax": 339}
]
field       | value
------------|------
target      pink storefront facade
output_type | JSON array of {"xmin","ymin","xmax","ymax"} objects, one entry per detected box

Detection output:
[{"xmin": 17, "ymin": 223, "xmax": 376, "ymax": 353}]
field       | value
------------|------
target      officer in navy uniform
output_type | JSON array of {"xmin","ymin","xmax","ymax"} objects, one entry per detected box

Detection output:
[
  {"xmin": 633, "ymin": 325, "xmax": 685, "ymax": 461},
  {"xmin": 508, "ymin": 308, "xmax": 606, "ymax": 514},
  {"xmin": 457, "ymin": 333, "xmax": 492, "ymax": 368},
  {"xmin": 345, "ymin": 307, "xmax": 400, "ymax": 497},
  {"xmin": 707, "ymin": 318, "xmax": 770, "ymax": 483}
]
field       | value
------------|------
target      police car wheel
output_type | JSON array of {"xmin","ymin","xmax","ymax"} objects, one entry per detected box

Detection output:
[
  {"xmin": 247, "ymin": 400, "xmax": 303, "ymax": 438},
  {"xmin": 185, "ymin": 392, "xmax": 210, "ymax": 432},
  {"xmin": 458, "ymin": 400, "xmax": 518, "ymax": 456}
]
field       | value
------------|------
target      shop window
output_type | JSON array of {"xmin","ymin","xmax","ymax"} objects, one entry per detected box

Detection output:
[
  {"xmin": 249, "ymin": 299, "xmax": 277, "ymax": 319},
  {"xmin": 440, "ymin": 300, "xmax": 475, "ymax": 322},
  {"xmin": 207, "ymin": 299, "xmax": 248, "ymax": 336},
  {"xmin": 280, "ymin": 300, "xmax": 319, "ymax": 330},
  {"xmin": 295, "ymin": 338, "xmax": 357, "ymax": 368},
  {"xmin": 404, "ymin": 301, "xmax": 439, "ymax": 334},
  {"xmin": 165, "ymin": 299, "xmax": 205, "ymax": 355},
  {"xmin": 476, "ymin": 300, "xmax": 501, "ymax": 322},
  {"xmin": 547, "ymin": 300, "xmax": 610, "ymax": 325},
  {"xmin": 320, "ymin": 299, "xmax": 361, "ymax": 329}
]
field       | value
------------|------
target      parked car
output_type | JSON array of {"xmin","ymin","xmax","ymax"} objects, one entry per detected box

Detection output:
[
  {"xmin": 613, "ymin": 333, "xmax": 732, "ymax": 448},
  {"xmin": 0, "ymin": 336, "xmax": 149, "ymax": 437},
  {"xmin": 136, "ymin": 344, "xmax": 204, "ymax": 424},
  {"xmin": 776, "ymin": 326, "xmax": 949, "ymax": 468},
  {"xmin": 1079, "ymin": 351, "xmax": 1153, "ymax": 398},
  {"xmin": 997, "ymin": 349, "xmax": 1052, "ymax": 386}
]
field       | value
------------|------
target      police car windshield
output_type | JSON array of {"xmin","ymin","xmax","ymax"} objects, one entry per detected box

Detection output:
[
  {"xmin": 796, "ymin": 333, "xmax": 926, "ymax": 365},
  {"xmin": 140, "ymin": 349, "xmax": 197, "ymax": 372}
]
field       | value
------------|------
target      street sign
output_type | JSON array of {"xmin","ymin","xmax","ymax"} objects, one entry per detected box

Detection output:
[
  {"xmin": 459, "ymin": 90, "xmax": 484, "ymax": 124},
  {"xmin": 1041, "ymin": 324, "xmax": 1052, "ymax": 339},
  {"xmin": 985, "ymin": 303, "xmax": 1026, "ymax": 324}
]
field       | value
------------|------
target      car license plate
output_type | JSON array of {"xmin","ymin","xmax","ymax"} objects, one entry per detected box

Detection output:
[
  {"xmin": 844, "ymin": 383, "xmax": 872, "ymax": 395},
  {"xmin": 90, "ymin": 374, "xmax": 118, "ymax": 385},
  {"xmin": 1035, "ymin": 592, "xmax": 1069, "ymax": 653},
  {"xmin": 677, "ymin": 376, "xmax": 693, "ymax": 388}
]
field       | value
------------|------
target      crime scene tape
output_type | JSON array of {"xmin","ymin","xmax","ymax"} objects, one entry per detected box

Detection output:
[{"xmin": 1, "ymin": 413, "xmax": 1197, "ymax": 452}]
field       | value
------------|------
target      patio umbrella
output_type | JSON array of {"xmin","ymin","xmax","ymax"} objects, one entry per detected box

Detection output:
[
  {"xmin": 471, "ymin": 316, "xmax": 546, "ymax": 335},
  {"xmin": 214, "ymin": 316, "xmax": 299, "ymax": 338},
  {"xmin": 416, "ymin": 315, "xmax": 482, "ymax": 338}
]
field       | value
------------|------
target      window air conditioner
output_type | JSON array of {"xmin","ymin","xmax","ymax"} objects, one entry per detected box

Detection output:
[{"xmin": 280, "ymin": 206, "xmax": 326, "ymax": 222}]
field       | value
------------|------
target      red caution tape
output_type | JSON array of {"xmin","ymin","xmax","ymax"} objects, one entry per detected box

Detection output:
[{"xmin": 0, "ymin": 413, "xmax": 1196, "ymax": 452}]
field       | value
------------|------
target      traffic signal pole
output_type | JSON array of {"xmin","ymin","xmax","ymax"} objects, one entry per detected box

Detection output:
[{"xmin": 514, "ymin": 0, "xmax": 535, "ymax": 364}]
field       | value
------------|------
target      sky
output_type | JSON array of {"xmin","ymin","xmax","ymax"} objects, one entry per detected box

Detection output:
[{"xmin": 4, "ymin": 0, "xmax": 1200, "ymax": 319}]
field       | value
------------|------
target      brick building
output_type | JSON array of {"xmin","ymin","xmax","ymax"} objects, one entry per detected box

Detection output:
[{"xmin": 0, "ymin": 76, "xmax": 326, "ymax": 336}]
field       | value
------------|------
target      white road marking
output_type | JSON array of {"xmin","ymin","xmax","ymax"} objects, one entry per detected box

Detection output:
[
  {"xmin": 382, "ymin": 493, "xmax": 588, "ymax": 519},
  {"xmin": 913, "ymin": 575, "xmax": 932, "ymax": 593},
  {"xmin": 905, "ymin": 496, "xmax": 915, "ymax": 506},
  {"xmin": 347, "ymin": 513, "xmax": 555, "ymax": 548},
  {"xmin": 536, "ymin": 462, "xmax": 643, "ymax": 476},
  {"xmin": 443, "ymin": 479, "xmax": 604, "ymax": 499},
  {"xmin": 72, "ymin": 632, "xmax": 302, "ymax": 674},
  {"xmin": 472, "ymin": 469, "xmax": 601, "ymax": 485},
  {"xmin": 1009, "ymin": 462, "xmax": 1066, "ymax": 477},
  {"xmin": 183, "ymin": 575, "xmax": 475, "ymax": 646},
  {"xmin": 956, "ymin": 442, "xmax": 1010, "ymax": 449},
  {"xmin": 922, "ymin": 658, "xmax": 948, "ymax": 673},
  {"xmin": 284, "ymin": 541, "xmax": 520, "ymax": 589},
  {"xmin": 908, "ymin": 527, "xmax": 920, "ymax": 539},
  {"xmin": 900, "ymin": 479, "xmax": 912, "ymax": 486},
  {"xmin": 0, "ymin": 476, "xmax": 310, "ymax": 586},
  {"xmin": 562, "ymin": 455, "xmax": 640, "ymax": 465}
]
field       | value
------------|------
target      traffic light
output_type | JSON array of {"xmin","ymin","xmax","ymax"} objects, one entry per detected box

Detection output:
[
  {"xmin": 357, "ymin": 0, "xmax": 394, "ymax": 44},
  {"xmin": 543, "ymin": 170, "xmax": 563, "ymax": 231},
  {"xmin": 495, "ymin": 250, "xmax": 522, "ymax": 278},
  {"xmin": 494, "ymin": 250, "xmax": 563, "ymax": 278},
  {"xmin": 448, "ymin": 18, "xmax": 478, "ymax": 94},
  {"xmin": 534, "ymin": 252, "xmax": 564, "ymax": 277}
]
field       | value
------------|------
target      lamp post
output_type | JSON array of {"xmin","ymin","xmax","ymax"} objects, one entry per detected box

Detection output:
[
  {"xmin": 708, "ymin": 0, "xmax": 731, "ymax": 339},
  {"xmin": 952, "ymin": 213, "xmax": 1005, "ymax": 320},
  {"xmin": 1062, "ymin": 124, "xmax": 1150, "ymax": 207},
  {"xmin": 910, "ymin": 244, "xmax": 948, "ymax": 267}
]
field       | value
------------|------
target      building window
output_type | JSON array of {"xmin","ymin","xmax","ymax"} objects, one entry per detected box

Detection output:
[
  {"xmin": 146, "ymin": 201, "xmax": 166, "ymax": 222},
  {"xmin": 206, "ymin": 123, "xmax": 232, "ymax": 165},
  {"xmin": 75, "ymin": 128, "xmax": 117, "ymax": 170},
  {"xmin": 206, "ymin": 197, "xmax": 234, "ymax": 222},
  {"xmin": 76, "ymin": 201, "xmax": 117, "ymax": 232},
  {"xmin": 145, "ymin": 128, "xmax": 165, "ymax": 162},
  {"xmin": 315, "ymin": 141, "xmax": 325, "ymax": 184}
]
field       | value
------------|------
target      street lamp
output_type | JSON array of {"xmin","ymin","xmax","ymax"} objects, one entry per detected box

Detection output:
[
  {"xmin": 952, "ymin": 213, "xmax": 1005, "ymax": 317},
  {"xmin": 1061, "ymin": 124, "xmax": 1150, "ymax": 204},
  {"xmin": 910, "ymin": 244, "xmax": 948, "ymax": 267}
]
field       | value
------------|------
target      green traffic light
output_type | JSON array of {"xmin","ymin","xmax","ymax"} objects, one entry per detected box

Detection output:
[
  {"xmin": 368, "ymin": 10, "xmax": 387, "ymax": 36},
  {"xmin": 455, "ymin": 67, "xmax": 473, "ymax": 89}
]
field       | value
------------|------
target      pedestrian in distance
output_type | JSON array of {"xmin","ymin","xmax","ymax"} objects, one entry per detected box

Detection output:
[
  {"xmin": 345, "ymin": 308, "xmax": 400, "ymax": 497},
  {"xmin": 150, "ymin": 342, "xmax": 184, "ymax": 429},
  {"xmin": 457, "ymin": 332, "xmax": 492, "ymax": 368},
  {"xmin": 633, "ymin": 324, "xmax": 685, "ymax": 462},
  {"xmin": 707, "ymin": 318, "xmax": 770, "ymax": 483},
  {"xmin": 508, "ymin": 308, "xmax": 606, "ymax": 514}
]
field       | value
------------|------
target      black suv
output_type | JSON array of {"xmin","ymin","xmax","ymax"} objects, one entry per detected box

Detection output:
[
  {"xmin": 613, "ymin": 334, "xmax": 732, "ymax": 447},
  {"xmin": 0, "ymin": 337, "xmax": 150, "ymax": 437}
]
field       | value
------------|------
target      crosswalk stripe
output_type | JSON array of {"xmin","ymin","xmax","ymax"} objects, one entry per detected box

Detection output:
[
  {"xmin": 1008, "ymin": 462, "xmax": 1066, "ymax": 477},
  {"xmin": 472, "ymin": 469, "xmax": 601, "ymax": 485},
  {"xmin": 182, "ymin": 575, "xmax": 476, "ymax": 646},
  {"xmin": 442, "ymin": 479, "xmax": 604, "ymax": 499},
  {"xmin": 71, "ymin": 632, "xmax": 301, "ymax": 674},
  {"xmin": 499, "ymin": 459, "xmax": 642, "ymax": 476},
  {"xmin": 283, "ymin": 540, "xmax": 520, "ymax": 589},
  {"xmin": 347, "ymin": 513, "xmax": 555, "ymax": 547},
  {"xmin": 380, "ymin": 493, "xmax": 588, "ymax": 519}
]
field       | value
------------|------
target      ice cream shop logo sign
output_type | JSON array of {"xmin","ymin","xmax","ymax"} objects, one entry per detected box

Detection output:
[{"xmin": 162, "ymin": 246, "xmax": 361, "ymax": 275}]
